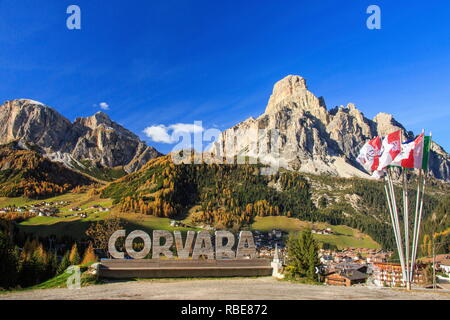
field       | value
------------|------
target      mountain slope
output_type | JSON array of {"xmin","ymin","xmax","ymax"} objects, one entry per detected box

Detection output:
[
  {"xmin": 98, "ymin": 157, "xmax": 369, "ymax": 248},
  {"xmin": 101, "ymin": 155, "xmax": 316, "ymax": 224},
  {"xmin": 0, "ymin": 99, "xmax": 162, "ymax": 173},
  {"xmin": 212, "ymin": 75, "xmax": 450, "ymax": 181},
  {"xmin": 0, "ymin": 142, "xmax": 94, "ymax": 198},
  {"xmin": 100, "ymin": 153, "xmax": 449, "ymax": 249}
]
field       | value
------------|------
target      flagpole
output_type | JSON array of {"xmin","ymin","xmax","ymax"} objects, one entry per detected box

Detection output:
[
  {"xmin": 387, "ymin": 168, "xmax": 407, "ymax": 281},
  {"xmin": 410, "ymin": 168, "xmax": 423, "ymax": 282},
  {"xmin": 397, "ymin": 130, "xmax": 408, "ymax": 285},
  {"xmin": 414, "ymin": 169, "xmax": 427, "ymax": 281},
  {"xmin": 409, "ymin": 129, "xmax": 425, "ymax": 283},
  {"xmin": 402, "ymin": 168, "xmax": 410, "ymax": 290},
  {"xmin": 410, "ymin": 132, "xmax": 432, "ymax": 283},
  {"xmin": 384, "ymin": 178, "xmax": 404, "ymax": 276}
]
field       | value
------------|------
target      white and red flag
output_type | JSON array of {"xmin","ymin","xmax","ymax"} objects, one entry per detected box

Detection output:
[
  {"xmin": 357, "ymin": 136, "xmax": 382, "ymax": 172},
  {"xmin": 377, "ymin": 130, "xmax": 402, "ymax": 170},
  {"xmin": 390, "ymin": 133, "xmax": 429, "ymax": 169}
]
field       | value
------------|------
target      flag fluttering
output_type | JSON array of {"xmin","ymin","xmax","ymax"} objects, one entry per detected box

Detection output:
[
  {"xmin": 390, "ymin": 133, "xmax": 431, "ymax": 170},
  {"xmin": 357, "ymin": 129, "xmax": 432, "ymax": 290},
  {"xmin": 356, "ymin": 136, "xmax": 382, "ymax": 172},
  {"xmin": 377, "ymin": 130, "xmax": 402, "ymax": 171},
  {"xmin": 358, "ymin": 130, "xmax": 431, "ymax": 179}
]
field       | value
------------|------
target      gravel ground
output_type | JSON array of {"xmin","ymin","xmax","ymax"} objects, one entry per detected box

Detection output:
[{"xmin": 1, "ymin": 277, "xmax": 449, "ymax": 300}]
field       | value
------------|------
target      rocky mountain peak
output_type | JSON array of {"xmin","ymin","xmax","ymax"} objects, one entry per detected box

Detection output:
[
  {"xmin": 94, "ymin": 110, "xmax": 110, "ymax": 119},
  {"xmin": 373, "ymin": 112, "xmax": 412, "ymax": 140},
  {"xmin": 0, "ymin": 99, "xmax": 161, "ymax": 173},
  {"xmin": 330, "ymin": 103, "xmax": 362, "ymax": 116},
  {"xmin": 14, "ymin": 98, "xmax": 45, "ymax": 107},
  {"xmin": 266, "ymin": 75, "xmax": 308, "ymax": 111},
  {"xmin": 74, "ymin": 111, "xmax": 114, "ymax": 130},
  {"xmin": 216, "ymin": 75, "xmax": 450, "ymax": 181},
  {"xmin": 373, "ymin": 112, "xmax": 394, "ymax": 123},
  {"xmin": 272, "ymin": 75, "xmax": 308, "ymax": 95},
  {"xmin": 265, "ymin": 75, "xmax": 329, "ymax": 124},
  {"xmin": 0, "ymin": 99, "xmax": 73, "ymax": 153}
]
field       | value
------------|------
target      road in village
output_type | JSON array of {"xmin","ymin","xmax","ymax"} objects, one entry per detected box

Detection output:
[{"xmin": 1, "ymin": 277, "xmax": 449, "ymax": 300}]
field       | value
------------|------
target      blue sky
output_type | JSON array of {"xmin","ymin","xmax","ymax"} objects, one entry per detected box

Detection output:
[{"xmin": 0, "ymin": 0, "xmax": 449, "ymax": 154}]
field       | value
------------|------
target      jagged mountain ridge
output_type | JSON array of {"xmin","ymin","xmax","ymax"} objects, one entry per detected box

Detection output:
[
  {"xmin": 214, "ymin": 75, "xmax": 449, "ymax": 181},
  {"xmin": 0, "ymin": 77, "xmax": 448, "ymax": 182},
  {"xmin": 0, "ymin": 99, "xmax": 162, "ymax": 173}
]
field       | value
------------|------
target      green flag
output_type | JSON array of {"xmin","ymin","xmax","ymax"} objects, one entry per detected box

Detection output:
[{"xmin": 422, "ymin": 136, "xmax": 431, "ymax": 171}]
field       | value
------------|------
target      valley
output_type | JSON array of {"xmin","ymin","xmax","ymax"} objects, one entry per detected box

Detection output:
[
  {"xmin": 1, "ymin": 147, "xmax": 448, "ymax": 253},
  {"xmin": 0, "ymin": 192, "xmax": 379, "ymax": 250}
]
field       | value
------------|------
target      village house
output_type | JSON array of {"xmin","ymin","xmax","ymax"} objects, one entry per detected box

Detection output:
[
  {"xmin": 37, "ymin": 206, "xmax": 59, "ymax": 217},
  {"xmin": 320, "ymin": 254, "xmax": 334, "ymax": 265},
  {"xmin": 334, "ymin": 263, "xmax": 368, "ymax": 273},
  {"xmin": 366, "ymin": 254, "xmax": 389, "ymax": 263},
  {"xmin": 312, "ymin": 228, "xmax": 333, "ymax": 235},
  {"xmin": 324, "ymin": 269, "xmax": 368, "ymax": 287},
  {"xmin": 372, "ymin": 262, "xmax": 426, "ymax": 287}
]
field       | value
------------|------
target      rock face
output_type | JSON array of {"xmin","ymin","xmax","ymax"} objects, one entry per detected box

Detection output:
[
  {"xmin": 214, "ymin": 75, "xmax": 450, "ymax": 181},
  {"xmin": 0, "ymin": 99, "xmax": 161, "ymax": 172}
]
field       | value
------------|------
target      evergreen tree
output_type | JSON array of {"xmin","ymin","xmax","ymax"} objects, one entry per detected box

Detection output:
[
  {"xmin": 46, "ymin": 251, "xmax": 58, "ymax": 278},
  {"xmin": 30, "ymin": 247, "xmax": 47, "ymax": 284},
  {"xmin": 0, "ymin": 231, "xmax": 19, "ymax": 289},
  {"xmin": 57, "ymin": 251, "xmax": 71, "ymax": 274},
  {"xmin": 286, "ymin": 230, "xmax": 320, "ymax": 280},
  {"xmin": 69, "ymin": 243, "xmax": 80, "ymax": 265}
]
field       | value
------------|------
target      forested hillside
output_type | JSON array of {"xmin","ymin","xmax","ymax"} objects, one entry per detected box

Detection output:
[
  {"xmin": 100, "ymin": 155, "xmax": 449, "ymax": 250},
  {"xmin": 101, "ymin": 156, "xmax": 315, "ymax": 226},
  {"xmin": 0, "ymin": 142, "xmax": 94, "ymax": 198}
]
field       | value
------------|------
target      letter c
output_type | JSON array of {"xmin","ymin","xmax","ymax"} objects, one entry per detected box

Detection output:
[{"xmin": 108, "ymin": 230, "xmax": 126, "ymax": 259}]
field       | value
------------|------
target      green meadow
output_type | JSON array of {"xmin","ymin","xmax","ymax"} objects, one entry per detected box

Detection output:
[{"xmin": 251, "ymin": 216, "xmax": 380, "ymax": 249}]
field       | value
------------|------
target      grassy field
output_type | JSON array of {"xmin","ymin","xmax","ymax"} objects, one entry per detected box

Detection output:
[
  {"xmin": 0, "ymin": 265, "xmax": 99, "ymax": 294},
  {"xmin": 0, "ymin": 193, "xmax": 200, "ymax": 239},
  {"xmin": 0, "ymin": 193, "xmax": 113, "ymax": 238},
  {"xmin": 251, "ymin": 216, "xmax": 310, "ymax": 232},
  {"xmin": 252, "ymin": 216, "xmax": 380, "ymax": 249},
  {"xmin": 0, "ymin": 196, "xmax": 37, "ymax": 207},
  {"xmin": 0, "ymin": 193, "xmax": 113, "ymax": 211},
  {"xmin": 17, "ymin": 214, "xmax": 200, "ymax": 239}
]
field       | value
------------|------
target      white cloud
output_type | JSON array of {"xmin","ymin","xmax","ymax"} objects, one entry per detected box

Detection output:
[
  {"xmin": 170, "ymin": 123, "xmax": 204, "ymax": 134},
  {"xmin": 143, "ymin": 123, "xmax": 205, "ymax": 144},
  {"xmin": 99, "ymin": 102, "xmax": 110, "ymax": 110},
  {"xmin": 143, "ymin": 125, "xmax": 173, "ymax": 143}
]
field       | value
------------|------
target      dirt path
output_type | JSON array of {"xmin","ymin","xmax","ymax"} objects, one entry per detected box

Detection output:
[{"xmin": 1, "ymin": 277, "xmax": 449, "ymax": 300}]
